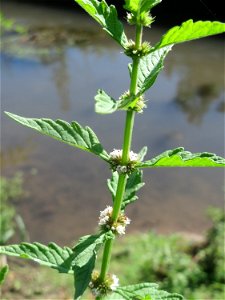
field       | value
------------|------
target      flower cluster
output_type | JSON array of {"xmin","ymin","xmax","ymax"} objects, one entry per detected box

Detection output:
[
  {"xmin": 98, "ymin": 206, "xmax": 131, "ymax": 235},
  {"xmin": 124, "ymin": 40, "xmax": 151, "ymax": 58},
  {"xmin": 109, "ymin": 149, "xmax": 139, "ymax": 174},
  {"xmin": 89, "ymin": 270, "xmax": 119, "ymax": 297},
  {"xmin": 126, "ymin": 12, "xmax": 155, "ymax": 27}
]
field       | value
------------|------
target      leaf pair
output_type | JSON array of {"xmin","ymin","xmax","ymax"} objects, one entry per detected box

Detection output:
[
  {"xmin": 5, "ymin": 112, "xmax": 225, "ymax": 167},
  {"xmin": 95, "ymin": 45, "xmax": 172, "ymax": 113},
  {"xmin": 95, "ymin": 19, "xmax": 225, "ymax": 112}
]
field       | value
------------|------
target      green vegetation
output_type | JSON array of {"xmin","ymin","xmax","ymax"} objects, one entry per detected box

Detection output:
[
  {"xmin": 0, "ymin": 12, "xmax": 26, "ymax": 35},
  {"xmin": 1, "ymin": 0, "xmax": 225, "ymax": 299},
  {"xmin": 108, "ymin": 207, "xmax": 225, "ymax": 299},
  {"xmin": 1, "ymin": 207, "xmax": 224, "ymax": 299},
  {"xmin": 0, "ymin": 173, "xmax": 27, "ymax": 245}
]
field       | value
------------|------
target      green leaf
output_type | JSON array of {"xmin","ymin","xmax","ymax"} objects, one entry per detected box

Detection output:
[
  {"xmin": 107, "ymin": 170, "xmax": 144, "ymax": 209},
  {"xmin": 95, "ymin": 90, "xmax": 119, "ymax": 114},
  {"xmin": 138, "ymin": 147, "xmax": 225, "ymax": 168},
  {"xmin": 154, "ymin": 20, "xmax": 225, "ymax": 50},
  {"xmin": 139, "ymin": 0, "xmax": 162, "ymax": 13},
  {"xmin": 138, "ymin": 146, "xmax": 148, "ymax": 161},
  {"xmin": 124, "ymin": 0, "xmax": 161, "ymax": 15},
  {"xmin": 0, "ymin": 242, "xmax": 74, "ymax": 273},
  {"xmin": 5, "ymin": 112, "xmax": 109, "ymax": 161},
  {"xmin": 74, "ymin": 0, "xmax": 128, "ymax": 47},
  {"xmin": 104, "ymin": 283, "xmax": 183, "ymax": 300},
  {"xmin": 0, "ymin": 265, "xmax": 9, "ymax": 285},
  {"xmin": 73, "ymin": 233, "xmax": 105, "ymax": 299},
  {"xmin": 129, "ymin": 46, "xmax": 172, "ymax": 99}
]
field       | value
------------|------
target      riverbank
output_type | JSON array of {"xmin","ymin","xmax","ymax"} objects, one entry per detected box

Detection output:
[{"xmin": 1, "ymin": 208, "xmax": 224, "ymax": 300}]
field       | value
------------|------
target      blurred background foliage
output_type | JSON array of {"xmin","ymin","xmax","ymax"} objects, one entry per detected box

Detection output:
[
  {"xmin": 0, "ymin": 173, "xmax": 28, "ymax": 245},
  {"xmin": 106, "ymin": 207, "xmax": 225, "ymax": 299}
]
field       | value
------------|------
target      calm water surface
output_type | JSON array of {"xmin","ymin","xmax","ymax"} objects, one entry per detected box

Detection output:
[{"xmin": 1, "ymin": 3, "xmax": 224, "ymax": 245}]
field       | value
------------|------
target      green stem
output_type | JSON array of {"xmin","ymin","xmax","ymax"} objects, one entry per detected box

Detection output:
[
  {"xmin": 98, "ymin": 23, "xmax": 143, "ymax": 287},
  {"xmin": 99, "ymin": 238, "xmax": 113, "ymax": 281}
]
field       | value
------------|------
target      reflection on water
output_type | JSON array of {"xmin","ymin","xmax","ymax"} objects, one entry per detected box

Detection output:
[
  {"xmin": 1, "ymin": 2, "xmax": 224, "ymax": 244},
  {"xmin": 174, "ymin": 65, "xmax": 223, "ymax": 124},
  {"xmin": 0, "ymin": 139, "xmax": 34, "ymax": 169},
  {"xmin": 52, "ymin": 52, "xmax": 71, "ymax": 112}
]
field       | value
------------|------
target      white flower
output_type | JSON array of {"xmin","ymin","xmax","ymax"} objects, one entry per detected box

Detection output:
[
  {"xmin": 110, "ymin": 149, "xmax": 139, "ymax": 163},
  {"xmin": 98, "ymin": 206, "xmax": 131, "ymax": 236},
  {"xmin": 110, "ymin": 274, "xmax": 119, "ymax": 290},
  {"xmin": 124, "ymin": 216, "xmax": 131, "ymax": 225},
  {"xmin": 129, "ymin": 150, "xmax": 139, "ymax": 162},
  {"xmin": 109, "ymin": 149, "xmax": 123, "ymax": 160},
  {"xmin": 98, "ymin": 206, "xmax": 113, "ymax": 226},
  {"xmin": 116, "ymin": 225, "xmax": 126, "ymax": 235}
]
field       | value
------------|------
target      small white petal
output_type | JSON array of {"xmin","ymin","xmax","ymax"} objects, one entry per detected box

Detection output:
[
  {"xmin": 110, "ymin": 275, "xmax": 119, "ymax": 290},
  {"xmin": 116, "ymin": 225, "xmax": 126, "ymax": 235},
  {"xmin": 125, "ymin": 217, "xmax": 131, "ymax": 225}
]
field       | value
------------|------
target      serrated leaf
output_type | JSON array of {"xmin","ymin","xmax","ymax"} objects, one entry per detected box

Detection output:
[
  {"xmin": 154, "ymin": 20, "xmax": 225, "ymax": 50},
  {"xmin": 0, "ymin": 265, "xmax": 9, "ymax": 285},
  {"xmin": 73, "ymin": 233, "xmax": 105, "ymax": 299},
  {"xmin": 128, "ymin": 46, "xmax": 172, "ymax": 101},
  {"xmin": 5, "ymin": 112, "xmax": 109, "ymax": 161},
  {"xmin": 0, "ymin": 242, "xmax": 74, "ymax": 273},
  {"xmin": 107, "ymin": 170, "xmax": 144, "ymax": 209},
  {"xmin": 124, "ymin": 0, "xmax": 161, "ymax": 15},
  {"xmin": 74, "ymin": 0, "xmax": 128, "ymax": 47},
  {"xmin": 138, "ymin": 147, "xmax": 225, "ymax": 168},
  {"xmin": 95, "ymin": 89, "xmax": 119, "ymax": 114},
  {"xmin": 104, "ymin": 283, "xmax": 183, "ymax": 300}
]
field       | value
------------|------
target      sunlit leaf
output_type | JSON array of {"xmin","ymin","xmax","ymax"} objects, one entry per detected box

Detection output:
[
  {"xmin": 154, "ymin": 20, "xmax": 225, "ymax": 50},
  {"xmin": 5, "ymin": 112, "xmax": 109, "ymax": 161},
  {"xmin": 95, "ymin": 89, "xmax": 119, "ymax": 114},
  {"xmin": 73, "ymin": 233, "xmax": 105, "ymax": 299},
  {"xmin": 0, "ymin": 243, "xmax": 74, "ymax": 273},
  {"xmin": 74, "ymin": 0, "xmax": 128, "ymax": 47},
  {"xmin": 128, "ymin": 46, "xmax": 172, "ymax": 99},
  {"xmin": 124, "ymin": 0, "xmax": 162, "ymax": 15},
  {"xmin": 138, "ymin": 147, "xmax": 225, "ymax": 168}
]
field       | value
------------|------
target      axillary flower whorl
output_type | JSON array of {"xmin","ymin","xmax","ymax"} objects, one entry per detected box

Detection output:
[
  {"xmin": 109, "ymin": 149, "xmax": 139, "ymax": 174},
  {"xmin": 89, "ymin": 270, "xmax": 119, "ymax": 296},
  {"xmin": 98, "ymin": 206, "xmax": 131, "ymax": 235}
]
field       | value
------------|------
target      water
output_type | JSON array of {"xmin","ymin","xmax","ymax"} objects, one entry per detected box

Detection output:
[{"xmin": 1, "ymin": 3, "xmax": 224, "ymax": 245}]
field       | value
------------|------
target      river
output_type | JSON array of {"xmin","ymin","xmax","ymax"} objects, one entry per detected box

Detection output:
[{"xmin": 1, "ymin": 2, "xmax": 224, "ymax": 245}]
